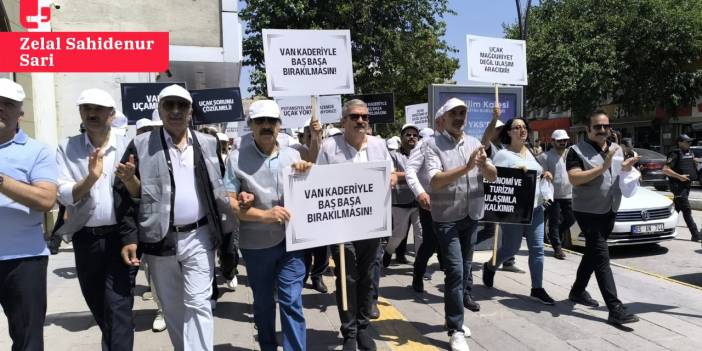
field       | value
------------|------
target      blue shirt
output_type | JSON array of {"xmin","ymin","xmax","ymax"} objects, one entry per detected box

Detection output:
[
  {"xmin": 0, "ymin": 129, "xmax": 58, "ymax": 260},
  {"xmin": 223, "ymin": 140, "xmax": 282, "ymax": 193}
]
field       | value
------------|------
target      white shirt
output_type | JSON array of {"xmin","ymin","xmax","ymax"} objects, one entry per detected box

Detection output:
[
  {"xmin": 57, "ymin": 132, "xmax": 118, "ymax": 227},
  {"xmin": 165, "ymin": 129, "xmax": 206, "ymax": 225},
  {"xmin": 405, "ymin": 138, "xmax": 430, "ymax": 197}
]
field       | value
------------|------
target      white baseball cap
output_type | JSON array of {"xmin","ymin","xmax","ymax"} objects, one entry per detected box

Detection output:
[
  {"xmin": 386, "ymin": 136, "xmax": 400, "ymax": 150},
  {"xmin": 551, "ymin": 129, "xmax": 570, "ymax": 140},
  {"xmin": 249, "ymin": 100, "xmax": 281, "ymax": 119},
  {"xmin": 112, "ymin": 111, "xmax": 128, "ymax": 128},
  {"xmin": 434, "ymin": 106, "xmax": 445, "ymax": 120},
  {"xmin": 216, "ymin": 132, "xmax": 229, "ymax": 142},
  {"xmin": 158, "ymin": 84, "xmax": 192, "ymax": 103},
  {"xmin": 325, "ymin": 127, "xmax": 342, "ymax": 137},
  {"xmin": 135, "ymin": 118, "xmax": 153, "ymax": 130},
  {"xmin": 0, "ymin": 78, "xmax": 25, "ymax": 102},
  {"xmin": 440, "ymin": 98, "xmax": 468, "ymax": 114},
  {"xmin": 76, "ymin": 88, "xmax": 115, "ymax": 108},
  {"xmin": 401, "ymin": 123, "xmax": 419, "ymax": 133},
  {"xmin": 419, "ymin": 127, "xmax": 434, "ymax": 139},
  {"xmin": 495, "ymin": 119, "xmax": 505, "ymax": 128}
]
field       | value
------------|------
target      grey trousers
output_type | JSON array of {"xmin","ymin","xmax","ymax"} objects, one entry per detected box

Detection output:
[
  {"xmin": 386, "ymin": 206, "xmax": 422, "ymax": 255},
  {"xmin": 146, "ymin": 227, "xmax": 215, "ymax": 351}
]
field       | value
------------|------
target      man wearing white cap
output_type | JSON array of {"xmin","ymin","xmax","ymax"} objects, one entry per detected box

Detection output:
[
  {"xmin": 406, "ymin": 108, "xmax": 446, "ymax": 293},
  {"xmin": 426, "ymin": 97, "xmax": 496, "ymax": 351},
  {"xmin": 0, "ymin": 79, "xmax": 58, "ymax": 351},
  {"xmin": 383, "ymin": 124, "xmax": 422, "ymax": 264},
  {"xmin": 135, "ymin": 118, "xmax": 154, "ymax": 135},
  {"xmin": 538, "ymin": 129, "xmax": 574, "ymax": 259},
  {"xmin": 316, "ymin": 99, "xmax": 397, "ymax": 351},
  {"xmin": 117, "ymin": 84, "xmax": 238, "ymax": 350},
  {"xmin": 224, "ymin": 99, "xmax": 312, "ymax": 351},
  {"xmin": 55, "ymin": 88, "xmax": 138, "ymax": 350}
]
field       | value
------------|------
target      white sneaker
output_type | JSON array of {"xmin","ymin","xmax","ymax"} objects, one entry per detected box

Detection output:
[
  {"xmin": 462, "ymin": 325, "xmax": 471, "ymax": 338},
  {"xmin": 226, "ymin": 276, "xmax": 238, "ymax": 290},
  {"xmin": 152, "ymin": 312, "xmax": 166, "ymax": 332},
  {"xmin": 450, "ymin": 331, "xmax": 470, "ymax": 351}
]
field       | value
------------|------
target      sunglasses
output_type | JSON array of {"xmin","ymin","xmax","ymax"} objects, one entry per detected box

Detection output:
[
  {"xmin": 253, "ymin": 117, "xmax": 280, "ymax": 125},
  {"xmin": 161, "ymin": 99, "xmax": 191, "ymax": 111},
  {"xmin": 348, "ymin": 114, "xmax": 370, "ymax": 122},
  {"xmin": 591, "ymin": 124, "xmax": 611, "ymax": 131}
]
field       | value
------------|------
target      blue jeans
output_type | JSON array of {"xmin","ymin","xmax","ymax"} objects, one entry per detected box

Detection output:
[
  {"xmin": 494, "ymin": 206, "xmax": 545, "ymax": 289},
  {"xmin": 434, "ymin": 215, "xmax": 478, "ymax": 332},
  {"xmin": 241, "ymin": 242, "xmax": 306, "ymax": 351}
]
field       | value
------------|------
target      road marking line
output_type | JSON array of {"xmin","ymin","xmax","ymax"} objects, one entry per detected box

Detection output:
[
  {"xmin": 373, "ymin": 297, "xmax": 440, "ymax": 351},
  {"xmin": 549, "ymin": 244, "xmax": 702, "ymax": 291}
]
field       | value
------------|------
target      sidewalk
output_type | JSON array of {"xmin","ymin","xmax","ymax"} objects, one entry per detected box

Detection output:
[{"xmin": 1, "ymin": 241, "xmax": 701, "ymax": 350}]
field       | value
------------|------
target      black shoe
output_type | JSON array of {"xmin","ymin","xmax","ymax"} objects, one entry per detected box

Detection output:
[
  {"xmin": 357, "ymin": 329, "xmax": 377, "ymax": 351},
  {"xmin": 395, "ymin": 255, "xmax": 409, "ymax": 264},
  {"xmin": 463, "ymin": 294, "xmax": 481, "ymax": 312},
  {"xmin": 530, "ymin": 288, "xmax": 555, "ymax": 305},
  {"xmin": 553, "ymin": 246, "xmax": 566, "ymax": 260},
  {"xmin": 342, "ymin": 336, "xmax": 357, "ymax": 351},
  {"xmin": 382, "ymin": 252, "xmax": 392, "ymax": 268},
  {"xmin": 608, "ymin": 305, "xmax": 639, "ymax": 325},
  {"xmin": 47, "ymin": 235, "xmax": 61, "ymax": 255},
  {"xmin": 482, "ymin": 262, "xmax": 495, "ymax": 288},
  {"xmin": 311, "ymin": 279, "xmax": 328, "ymax": 293},
  {"xmin": 568, "ymin": 290, "xmax": 599, "ymax": 307},
  {"xmin": 369, "ymin": 302, "xmax": 380, "ymax": 319},
  {"xmin": 411, "ymin": 275, "xmax": 424, "ymax": 293}
]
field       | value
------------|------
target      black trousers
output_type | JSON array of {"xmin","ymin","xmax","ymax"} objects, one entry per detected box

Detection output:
[
  {"xmin": 0, "ymin": 255, "xmax": 47, "ymax": 351},
  {"xmin": 304, "ymin": 245, "xmax": 329, "ymax": 282},
  {"xmin": 547, "ymin": 198, "xmax": 576, "ymax": 247},
  {"xmin": 331, "ymin": 238, "xmax": 380, "ymax": 339},
  {"xmin": 73, "ymin": 228, "xmax": 138, "ymax": 351},
  {"xmin": 571, "ymin": 211, "xmax": 622, "ymax": 311},
  {"xmin": 413, "ymin": 207, "xmax": 441, "ymax": 277},
  {"xmin": 670, "ymin": 182, "xmax": 700, "ymax": 238}
]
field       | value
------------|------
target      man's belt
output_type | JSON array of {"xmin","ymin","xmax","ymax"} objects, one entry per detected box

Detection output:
[
  {"xmin": 170, "ymin": 217, "xmax": 208, "ymax": 233},
  {"xmin": 81, "ymin": 224, "xmax": 119, "ymax": 236}
]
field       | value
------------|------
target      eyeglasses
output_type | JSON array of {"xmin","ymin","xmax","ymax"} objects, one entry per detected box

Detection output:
[
  {"xmin": 348, "ymin": 114, "xmax": 370, "ymax": 121},
  {"xmin": 161, "ymin": 99, "xmax": 191, "ymax": 111},
  {"xmin": 591, "ymin": 124, "xmax": 611, "ymax": 130},
  {"xmin": 510, "ymin": 125, "xmax": 527, "ymax": 131},
  {"xmin": 252, "ymin": 117, "xmax": 279, "ymax": 125}
]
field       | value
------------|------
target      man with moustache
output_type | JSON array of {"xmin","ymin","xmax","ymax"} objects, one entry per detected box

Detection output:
[
  {"xmin": 316, "ymin": 99, "xmax": 396, "ymax": 351},
  {"xmin": 117, "ymin": 84, "xmax": 237, "ymax": 350},
  {"xmin": 538, "ymin": 129, "xmax": 575, "ymax": 259},
  {"xmin": 566, "ymin": 110, "xmax": 641, "ymax": 325},
  {"xmin": 425, "ymin": 98, "xmax": 496, "ymax": 351},
  {"xmin": 55, "ymin": 88, "xmax": 137, "ymax": 350},
  {"xmin": 224, "ymin": 99, "xmax": 312, "ymax": 351},
  {"xmin": 0, "ymin": 78, "xmax": 58, "ymax": 351}
]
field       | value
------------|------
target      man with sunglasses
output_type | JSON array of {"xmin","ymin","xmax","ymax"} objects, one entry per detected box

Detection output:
[
  {"xmin": 566, "ymin": 110, "xmax": 641, "ymax": 325},
  {"xmin": 317, "ymin": 99, "xmax": 396, "ymax": 351},
  {"xmin": 425, "ymin": 98, "xmax": 497, "ymax": 351},
  {"xmin": 117, "ymin": 84, "xmax": 237, "ymax": 350},
  {"xmin": 538, "ymin": 129, "xmax": 574, "ymax": 260},
  {"xmin": 55, "ymin": 88, "xmax": 138, "ymax": 350},
  {"xmin": 663, "ymin": 134, "xmax": 701, "ymax": 242},
  {"xmin": 383, "ymin": 124, "xmax": 423, "ymax": 266}
]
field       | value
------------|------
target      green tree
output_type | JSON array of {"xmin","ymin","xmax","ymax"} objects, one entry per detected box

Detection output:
[
  {"xmin": 240, "ymin": 0, "xmax": 459, "ymax": 137},
  {"xmin": 505, "ymin": 0, "xmax": 702, "ymax": 121}
]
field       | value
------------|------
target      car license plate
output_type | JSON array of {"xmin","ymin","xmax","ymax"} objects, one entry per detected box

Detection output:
[{"xmin": 631, "ymin": 223, "xmax": 664, "ymax": 234}]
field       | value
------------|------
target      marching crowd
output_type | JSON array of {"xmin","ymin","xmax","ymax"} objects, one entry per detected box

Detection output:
[{"xmin": 0, "ymin": 76, "xmax": 698, "ymax": 351}]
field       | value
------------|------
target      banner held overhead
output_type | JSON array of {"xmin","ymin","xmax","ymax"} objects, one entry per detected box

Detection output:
[
  {"xmin": 190, "ymin": 87, "xmax": 245, "ymax": 125},
  {"xmin": 120, "ymin": 82, "xmax": 186, "ymax": 124},
  {"xmin": 405, "ymin": 103, "xmax": 429, "ymax": 129},
  {"xmin": 275, "ymin": 95, "xmax": 342, "ymax": 129},
  {"xmin": 349, "ymin": 93, "xmax": 395, "ymax": 124},
  {"xmin": 466, "ymin": 35, "xmax": 527, "ymax": 86},
  {"xmin": 263, "ymin": 29, "xmax": 354, "ymax": 97}
]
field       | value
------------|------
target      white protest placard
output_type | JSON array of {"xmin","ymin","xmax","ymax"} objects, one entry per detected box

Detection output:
[
  {"xmin": 275, "ymin": 95, "xmax": 342, "ymax": 129},
  {"xmin": 224, "ymin": 121, "xmax": 251, "ymax": 139},
  {"xmin": 283, "ymin": 161, "xmax": 392, "ymax": 251},
  {"xmin": 404, "ymin": 103, "xmax": 429, "ymax": 129},
  {"xmin": 263, "ymin": 29, "xmax": 354, "ymax": 97},
  {"xmin": 466, "ymin": 35, "xmax": 527, "ymax": 85}
]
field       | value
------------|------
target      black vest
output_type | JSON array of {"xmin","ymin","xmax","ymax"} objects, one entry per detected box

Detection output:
[{"xmin": 670, "ymin": 149, "xmax": 698, "ymax": 182}]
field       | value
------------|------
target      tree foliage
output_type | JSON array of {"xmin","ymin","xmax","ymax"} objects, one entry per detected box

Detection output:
[
  {"xmin": 240, "ymin": 0, "xmax": 459, "ymax": 136},
  {"xmin": 505, "ymin": 0, "xmax": 702, "ymax": 121}
]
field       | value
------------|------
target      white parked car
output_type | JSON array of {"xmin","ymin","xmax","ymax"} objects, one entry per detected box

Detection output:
[{"xmin": 565, "ymin": 187, "xmax": 678, "ymax": 248}]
